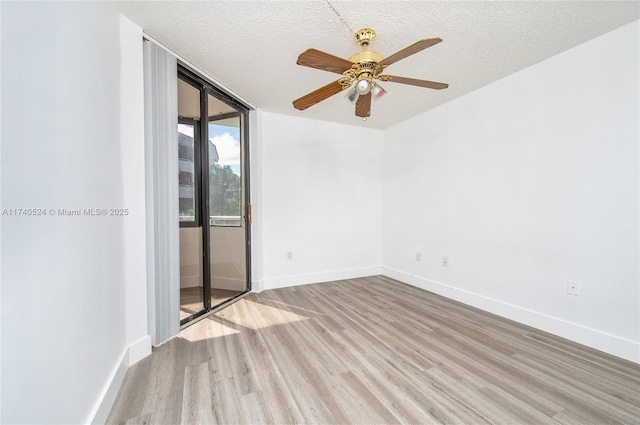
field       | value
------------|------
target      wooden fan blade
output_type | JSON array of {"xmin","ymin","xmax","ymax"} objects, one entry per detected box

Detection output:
[
  {"xmin": 297, "ymin": 49, "xmax": 354, "ymax": 74},
  {"xmin": 293, "ymin": 80, "xmax": 345, "ymax": 110},
  {"xmin": 379, "ymin": 75, "xmax": 449, "ymax": 90},
  {"xmin": 355, "ymin": 92, "xmax": 371, "ymax": 117},
  {"xmin": 378, "ymin": 38, "xmax": 442, "ymax": 68}
]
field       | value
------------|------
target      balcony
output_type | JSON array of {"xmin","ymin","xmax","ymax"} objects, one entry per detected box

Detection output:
[{"xmin": 209, "ymin": 215, "xmax": 241, "ymax": 227}]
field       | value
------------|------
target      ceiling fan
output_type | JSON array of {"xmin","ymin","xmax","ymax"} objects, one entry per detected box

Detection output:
[{"xmin": 292, "ymin": 28, "xmax": 449, "ymax": 119}]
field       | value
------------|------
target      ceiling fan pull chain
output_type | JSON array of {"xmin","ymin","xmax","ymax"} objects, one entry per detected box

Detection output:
[{"xmin": 324, "ymin": 0, "xmax": 354, "ymax": 35}]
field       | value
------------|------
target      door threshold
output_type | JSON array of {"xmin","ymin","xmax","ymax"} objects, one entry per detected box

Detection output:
[{"xmin": 179, "ymin": 290, "xmax": 251, "ymax": 330}]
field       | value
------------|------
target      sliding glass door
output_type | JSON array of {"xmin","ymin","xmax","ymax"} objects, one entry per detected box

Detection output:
[
  {"xmin": 207, "ymin": 99, "xmax": 248, "ymax": 306},
  {"xmin": 177, "ymin": 66, "xmax": 251, "ymax": 325}
]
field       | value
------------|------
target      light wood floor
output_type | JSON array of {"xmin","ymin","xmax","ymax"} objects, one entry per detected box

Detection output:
[{"xmin": 108, "ymin": 276, "xmax": 640, "ymax": 424}]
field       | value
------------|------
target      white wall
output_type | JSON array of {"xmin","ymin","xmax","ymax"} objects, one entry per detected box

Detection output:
[
  {"xmin": 382, "ymin": 21, "xmax": 639, "ymax": 362},
  {"xmin": 258, "ymin": 112, "xmax": 383, "ymax": 290},
  {"xmin": 120, "ymin": 15, "xmax": 151, "ymax": 367},
  {"xmin": 1, "ymin": 3, "xmax": 149, "ymax": 424},
  {"xmin": 249, "ymin": 109, "xmax": 264, "ymax": 290}
]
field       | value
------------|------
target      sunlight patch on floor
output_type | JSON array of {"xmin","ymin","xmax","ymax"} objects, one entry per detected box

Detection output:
[
  {"xmin": 180, "ymin": 317, "xmax": 240, "ymax": 342},
  {"xmin": 217, "ymin": 299, "xmax": 310, "ymax": 330}
]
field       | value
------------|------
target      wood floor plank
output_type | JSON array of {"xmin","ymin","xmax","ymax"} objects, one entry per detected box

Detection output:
[
  {"xmin": 520, "ymin": 348, "xmax": 640, "ymax": 411},
  {"xmin": 421, "ymin": 367, "xmax": 507, "ymax": 424},
  {"xmin": 181, "ymin": 362, "xmax": 214, "ymax": 425},
  {"xmin": 334, "ymin": 327, "xmax": 463, "ymax": 424},
  {"xmin": 210, "ymin": 375, "xmax": 244, "ymax": 424},
  {"xmin": 428, "ymin": 328, "xmax": 625, "ymax": 424},
  {"xmin": 140, "ymin": 338, "xmax": 188, "ymax": 423},
  {"xmin": 522, "ymin": 331, "xmax": 640, "ymax": 385},
  {"xmin": 123, "ymin": 413, "xmax": 151, "ymax": 425},
  {"xmin": 336, "ymin": 371, "xmax": 401, "ymax": 424},
  {"xmin": 305, "ymin": 289, "xmax": 436, "ymax": 374},
  {"xmin": 513, "ymin": 353, "xmax": 639, "ymax": 424},
  {"xmin": 230, "ymin": 300, "xmax": 307, "ymax": 424},
  {"xmin": 107, "ymin": 276, "xmax": 640, "ymax": 425},
  {"xmin": 478, "ymin": 384, "xmax": 559, "ymax": 425},
  {"xmin": 270, "ymin": 322, "xmax": 351, "ymax": 423}
]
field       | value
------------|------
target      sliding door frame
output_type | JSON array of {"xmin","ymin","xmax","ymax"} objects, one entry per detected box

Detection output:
[
  {"xmin": 199, "ymin": 83, "xmax": 212, "ymax": 313},
  {"xmin": 178, "ymin": 64, "xmax": 252, "ymax": 327}
]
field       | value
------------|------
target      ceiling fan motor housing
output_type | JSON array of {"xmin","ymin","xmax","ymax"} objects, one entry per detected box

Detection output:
[
  {"xmin": 350, "ymin": 28, "xmax": 384, "ymax": 64},
  {"xmin": 348, "ymin": 50, "xmax": 384, "ymax": 64}
]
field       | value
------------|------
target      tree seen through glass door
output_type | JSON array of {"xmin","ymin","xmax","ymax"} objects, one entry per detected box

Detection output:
[{"xmin": 208, "ymin": 120, "xmax": 241, "ymax": 226}]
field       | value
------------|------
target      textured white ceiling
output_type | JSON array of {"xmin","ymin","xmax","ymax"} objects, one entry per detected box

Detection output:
[{"xmin": 118, "ymin": 1, "xmax": 639, "ymax": 129}]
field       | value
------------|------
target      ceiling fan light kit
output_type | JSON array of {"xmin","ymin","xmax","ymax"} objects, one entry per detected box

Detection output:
[
  {"xmin": 370, "ymin": 83, "xmax": 386, "ymax": 101},
  {"xmin": 355, "ymin": 78, "xmax": 371, "ymax": 95},
  {"xmin": 293, "ymin": 28, "xmax": 449, "ymax": 119},
  {"xmin": 345, "ymin": 86, "xmax": 359, "ymax": 103}
]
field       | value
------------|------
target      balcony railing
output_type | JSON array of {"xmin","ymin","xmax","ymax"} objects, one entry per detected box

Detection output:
[
  {"xmin": 177, "ymin": 215, "xmax": 242, "ymax": 226},
  {"xmin": 209, "ymin": 215, "xmax": 241, "ymax": 227}
]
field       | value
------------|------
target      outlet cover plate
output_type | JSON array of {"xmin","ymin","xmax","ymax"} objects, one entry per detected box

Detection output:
[{"xmin": 567, "ymin": 280, "xmax": 580, "ymax": 296}]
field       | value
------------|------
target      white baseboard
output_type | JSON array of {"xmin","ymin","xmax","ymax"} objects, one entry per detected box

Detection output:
[
  {"xmin": 89, "ymin": 335, "xmax": 152, "ymax": 424},
  {"xmin": 263, "ymin": 266, "xmax": 383, "ymax": 291},
  {"xmin": 382, "ymin": 267, "xmax": 639, "ymax": 364},
  {"xmin": 128, "ymin": 335, "xmax": 152, "ymax": 365},
  {"xmin": 88, "ymin": 349, "xmax": 128, "ymax": 425},
  {"xmin": 251, "ymin": 280, "xmax": 264, "ymax": 293}
]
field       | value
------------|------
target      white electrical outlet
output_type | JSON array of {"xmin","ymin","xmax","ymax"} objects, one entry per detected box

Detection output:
[
  {"xmin": 287, "ymin": 252, "xmax": 293, "ymax": 260},
  {"xmin": 442, "ymin": 256, "xmax": 448, "ymax": 267},
  {"xmin": 416, "ymin": 252, "xmax": 422, "ymax": 261},
  {"xmin": 567, "ymin": 280, "xmax": 580, "ymax": 296}
]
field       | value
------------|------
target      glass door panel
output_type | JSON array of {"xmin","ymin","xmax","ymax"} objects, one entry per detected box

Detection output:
[
  {"xmin": 178, "ymin": 78, "xmax": 205, "ymax": 322},
  {"xmin": 207, "ymin": 92, "xmax": 247, "ymax": 307}
]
